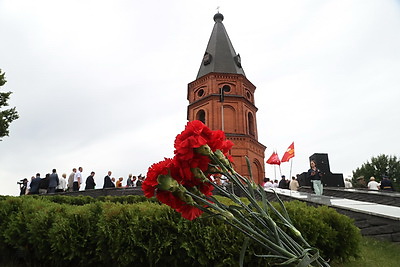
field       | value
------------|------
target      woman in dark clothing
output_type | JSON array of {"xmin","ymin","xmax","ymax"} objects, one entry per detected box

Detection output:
[{"xmin": 307, "ymin": 160, "xmax": 323, "ymax": 195}]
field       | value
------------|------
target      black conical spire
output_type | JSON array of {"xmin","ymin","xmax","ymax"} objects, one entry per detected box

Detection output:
[{"xmin": 196, "ymin": 13, "xmax": 245, "ymax": 79}]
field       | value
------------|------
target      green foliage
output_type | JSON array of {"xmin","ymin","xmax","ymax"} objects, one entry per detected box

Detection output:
[
  {"xmin": 0, "ymin": 69, "xmax": 19, "ymax": 141},
  {"xmin": 44, "ymin": 194, "xmax": 97, "ymax": 205},
  {"xmin": 271, "ymin": 201, "xmax": 361, "ymax": 263},
  {"xmin": 96, "ymin": 194, "xmax": 159, "ymax": 204},
  {"xmin": 352, "ymin": 154, "xmax": 400, "ymax": 191},
  {"xmin": 0, "ymin": 195, "xmax": 361, "ymax": 266}
]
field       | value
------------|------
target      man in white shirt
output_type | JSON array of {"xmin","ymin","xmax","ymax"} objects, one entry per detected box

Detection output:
[
  {"xmin": 263, "ymin": 178, "xmax": 273, "ymax": 190},
  {"xmin": 367, "ymin": 177, "xmax": 380, "ymax": 191},
  {"xmin": 344, "ymin": 178, "xmax": 353, "ymax": 188},
  {"xmin": 73, "ymin": 167, "xmax": 83, "ymax": 191}
]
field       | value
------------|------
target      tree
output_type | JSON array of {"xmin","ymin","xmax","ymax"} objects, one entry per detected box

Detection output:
[
  {"xmin": 0, "ymin": 69, "xmax": 19, "ymax": 141},
  {"xmin": 352, "ymin": 154, "xmax": 400, "ymax": 191}
]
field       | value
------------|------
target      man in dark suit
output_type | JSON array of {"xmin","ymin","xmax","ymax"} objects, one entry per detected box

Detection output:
[
  {"xmin": 29, "ymin": 173, "xmax": 41, "ymax": 194},
  {"xmin": 85, "ymin": 171, "xmax": 96, "ymax": 190},
  {"xmin": 103, "ymin": 171, "xmax": 115, "ymax": 188},
  {"xmin": 48, "ymin": 169, "xmax": 59, "ymax": 194}
]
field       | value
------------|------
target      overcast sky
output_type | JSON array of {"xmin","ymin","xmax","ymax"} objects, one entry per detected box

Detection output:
[{"xmin": 1, "ymin": 0, "xmax": 400, "ymax": 196}]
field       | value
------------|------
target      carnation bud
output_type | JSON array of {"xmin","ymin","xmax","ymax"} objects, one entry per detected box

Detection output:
[
  {"xmin": 187, "ymin": 185, "xmax": 205, "ymax": 198},
  {"xmin": 290, "ymin": 226, "xmax": 302, "ymax": 237},
  {"xmin": 221, "ymin": 210, "xmax": 235, "ymax": 220},
  {"xmin": 194, "ymin": 144, "xmax": 212, "ymax": 156},
  {"xmin": 191, "ymin": 168, "xmax": 208, "ymax": 183},
  {"xmin": 214, "ymin": 150, "xmax": 230, "ymax": 166},
  {"xmin": 175, "ymin": 187, "xmax": 196, "ymax": 205},
  {"xmin": 157, "ymin": 174, "xmax": 179, "ymax": 191}
]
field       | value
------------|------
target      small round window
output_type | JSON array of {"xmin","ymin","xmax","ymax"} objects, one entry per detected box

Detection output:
[
  {"xmin": 197, "ymin": 89, "xmax": 205, "ymax": 97},
  {"xmin": 222, "ymin": 85, "xmax": 231, "ymax": 92}
]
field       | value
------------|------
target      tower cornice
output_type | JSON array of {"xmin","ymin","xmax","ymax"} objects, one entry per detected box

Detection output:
[{"xmin": 188, "ymin": 72, "xmax": 256, "ymax": 90}]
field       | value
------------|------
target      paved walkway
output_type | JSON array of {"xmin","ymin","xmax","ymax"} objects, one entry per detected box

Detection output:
[{"xmin": 268, "ymin": 188, "xmax": 400, "ymax": 221}]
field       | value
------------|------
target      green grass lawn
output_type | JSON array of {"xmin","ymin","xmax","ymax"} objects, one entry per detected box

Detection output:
[{"xmin": 332, "ymin": 237, "xmax": 400, "ymax": 267}]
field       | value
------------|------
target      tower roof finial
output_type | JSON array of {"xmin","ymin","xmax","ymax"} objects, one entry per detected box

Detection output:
[{"xmin": 213, "ymin": 11, "xmax": 224, "ymax": 22}]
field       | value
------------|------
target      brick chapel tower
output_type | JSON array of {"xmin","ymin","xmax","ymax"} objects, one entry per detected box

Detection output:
[{"xmin": 187, "ymin": 13, "xmax": 266, "ymax": 184}]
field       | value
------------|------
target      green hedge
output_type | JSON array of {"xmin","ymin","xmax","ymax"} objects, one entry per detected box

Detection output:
[
  {"xmin": 271, "ymin": 201, "xmax": 361, "ymax": 262},
  {"xmin": 0, "ymin": 195, "xmax": 361, "ymax": 266}
]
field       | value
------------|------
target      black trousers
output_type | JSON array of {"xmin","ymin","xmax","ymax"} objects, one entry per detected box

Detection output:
[{"xmin": 73, "ymin": 182, "xmax": 79, "ymax": 191}]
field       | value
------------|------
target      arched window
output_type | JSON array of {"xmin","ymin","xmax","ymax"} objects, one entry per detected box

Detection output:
[
  {"xmin": 252, "ymin": 160, "xmax": 263, "ymax": 184},
  {"xmin": 196, "ymin": 110, "xmax": 206, "ymax": 124},
  {"xmin": 223, "ymin": 105, "xmax": 236, "ymax": 133},
  {"xmin": 248, "ymin": 112, "xmax": 255, "ymax": 136}
]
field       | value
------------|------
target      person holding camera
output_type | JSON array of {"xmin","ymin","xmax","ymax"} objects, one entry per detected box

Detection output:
[{"xmin": 18, "ymin": 178, "xmax": 28, "ymax": 196}]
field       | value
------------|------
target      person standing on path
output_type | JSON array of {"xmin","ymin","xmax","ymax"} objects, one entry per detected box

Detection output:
[
  {"xmin": 85, "ymin": 171, "xmax": 96, "ymax": 190},
  {"xmin": 73, "ymin": 167, "xmax": 83, "ymax": 191},
  {"xmin": 68, "ymin": 168, "xmax": 76, "ymax": 191},
  {"xmin": 48, "ymin": 169, "xmax": 59, "ymax": 194},
  {"xmin": 308, "ymin": 160, "xmax": 323, "ymax": 195}
]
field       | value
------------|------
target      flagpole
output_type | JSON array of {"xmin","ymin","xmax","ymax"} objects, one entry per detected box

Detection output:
[{"xmin": 289, "ymin": 158, "xmax": 293, "ymax": 197}]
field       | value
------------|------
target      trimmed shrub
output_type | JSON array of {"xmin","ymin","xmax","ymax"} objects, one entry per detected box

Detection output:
[
  {"xmin": 272, "ymin": 200, "xmax": 362, "ymax": 262},
  {"xmin": 0, "ymin": 195, "xmax": 361, "ymax": 266},
  {"xmin": 50, "ymin": 202, "xmax": 102, "ymax": 265}
]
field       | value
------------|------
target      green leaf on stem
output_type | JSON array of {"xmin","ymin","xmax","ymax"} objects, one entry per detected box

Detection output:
[{"xmin": 239, "ymin": 237, "xmax": 250, "ymax": 267}]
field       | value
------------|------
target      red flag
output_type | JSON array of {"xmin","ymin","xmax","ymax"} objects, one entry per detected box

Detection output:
[
  {"xmin": 266, "ymin": 152, "xmax": 281, "ymax": 165},
  {"xmin": 281, "ymin": 142, "xmax": 295, "ymax": 162}
]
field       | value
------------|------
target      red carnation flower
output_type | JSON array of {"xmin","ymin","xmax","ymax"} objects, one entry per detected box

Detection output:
[
  {"xmin": 174, "ymin": 120, "xmax": 213, "ymax": 160},
  {"xmin": 209, "ymin": 130, "xmax": 234, "ymax": 155},
  {"xmin": 176, "ymin": 203, "xmax": 204, "ymax": 221},
  {"xmin": 143, "ymin": 158, "xmax": 175, "ymax": 198},
  {"xmin": 144, "ymin": 120, "xmax": 234, "ymax": 221}
]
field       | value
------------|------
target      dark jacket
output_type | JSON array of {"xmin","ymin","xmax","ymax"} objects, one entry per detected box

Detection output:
[
  {"xmin": 39, "ymin": 176, "xmax": 50, "ymax": 189},
  {"xmin": 49, "ymin": 173, "xmax": 59, "ymax": 188},
  {"xmin": 308, "ymin": 168, "xmax": 322, "ymax": 181},
  {"xmin": 85, "ymin": 175, "xmax": 96, "ymax": 190},
  {"xmin": 30, "ymin": 177, "xmax": 42, "ymax": 194},
  {"xmin": 380, "ymin": 179, "xmax": 394, "ymax": 191},
  {"xmin": 278, "ymin": 179, "xmax": 289, "ymax": 189},
  {"xmin": 103, "ymin": 176, "xmax": 115, "ymax": 188}
]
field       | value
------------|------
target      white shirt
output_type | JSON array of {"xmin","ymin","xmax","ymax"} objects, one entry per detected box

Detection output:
[
  {"xmin": 368, "ymin": 181, "xmax": 380, "ymax": 190},
  {"xmin": 57, "ymin": 177, "xmax": 67, "ymax": 190},
  {"xmin": 264, "ymin": 181, "xmax": 273, "ymax": 190},
  {"xmin": 344, "ymin": 181, "xmax": 353, "ymax": 188},
  {"xmin": 74, "ymin": 171, "xmax": 82, "ymax": 183}
]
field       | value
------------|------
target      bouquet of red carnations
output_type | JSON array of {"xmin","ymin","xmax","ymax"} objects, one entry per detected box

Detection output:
[{"xmin": 143, "ymin": 120, "xmax": 329, "ymax": 267}]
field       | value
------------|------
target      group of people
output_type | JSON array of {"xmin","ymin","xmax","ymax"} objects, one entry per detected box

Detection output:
[
  {"xmin": 19, "ymin": 169, "xmax": 66, "ymax": 195},
  {"xmin": 263, "ymin": 175, "xmax": 300, "ymax": 191},
  {"xmin": 100, "ymin": 171, "xmax": 143, "ymax": 189},
  {"xmin": 367, "ymin": 175, "xmax": 395, "ymax": 191},
  {"xmin": 263, "ymin": 160, "xmax": 323, "ymax": 195},
  {"xmin": 18, "ymin": 167, "xmax": 145, "ymax": 195}
]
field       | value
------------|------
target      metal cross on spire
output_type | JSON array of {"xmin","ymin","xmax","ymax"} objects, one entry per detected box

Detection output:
[{"xmin": 216, "ymin": 6, "xmax": 220, "ymax": 13}]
